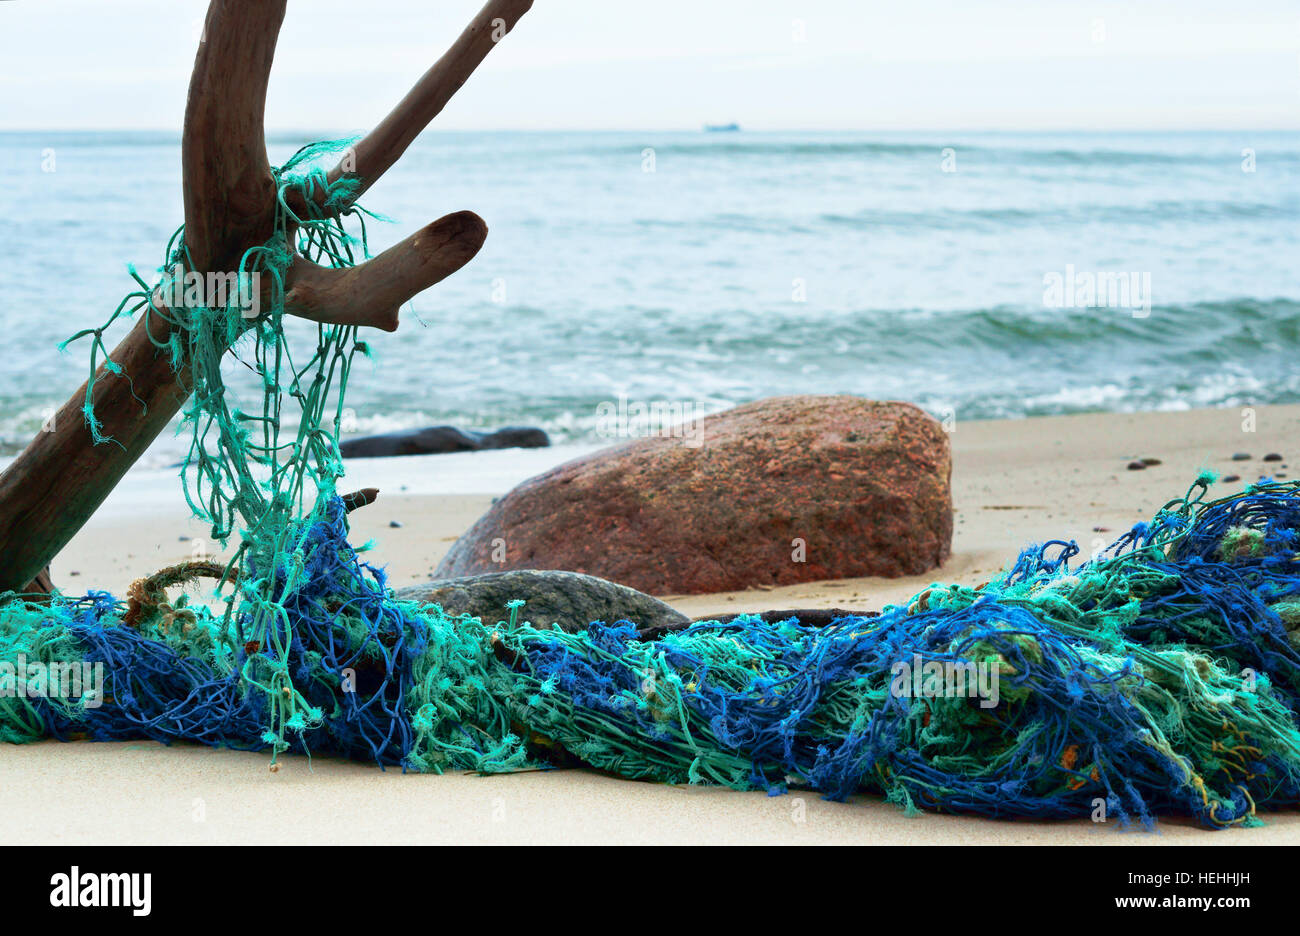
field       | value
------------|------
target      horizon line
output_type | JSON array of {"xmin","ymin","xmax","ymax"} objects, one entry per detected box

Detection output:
[{"xmin": 2, "ymin": 125, "xmax": 1298, "ymax": 135}]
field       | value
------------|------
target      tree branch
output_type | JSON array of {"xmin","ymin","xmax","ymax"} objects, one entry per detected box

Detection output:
[
  {"xmin": 0, "ymin": 1, "xmax": 289, "ymax": 594},
  {"xmin": 183, "ymin": 0, "xmax": 286, "ymax": 271},
  {"xmin": 287, "ymin": 0, "xmax": 534, "ymax": 217},
  {"xmin": 0, "ymin": 0, "xmax": 530, "ymax": 594},
  {"xmin": 285, "ymin": 210, "xmax": 487, "ymax": 330}
]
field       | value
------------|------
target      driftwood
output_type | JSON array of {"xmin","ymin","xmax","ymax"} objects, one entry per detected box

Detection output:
[
  {"xmin": 20, "ymin": 566, "xmax": 53, "ymax": 598},
  {"xmin": 341, "ymin": 488, "xmax": 380, "ymax": 514},
  {"xmin": 0, "ymin": 0, "xmax": 532, "ymax": 593}
]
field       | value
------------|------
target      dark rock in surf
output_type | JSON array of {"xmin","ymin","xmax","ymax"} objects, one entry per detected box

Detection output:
[{"xmin": 339, "ymin": 425, "xmax": 549, "ymax": 458}]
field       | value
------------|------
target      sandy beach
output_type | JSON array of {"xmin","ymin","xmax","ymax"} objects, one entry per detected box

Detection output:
[{"xmin": 5, "ymin": 403, "xmax": 1297, "ymax": 845}]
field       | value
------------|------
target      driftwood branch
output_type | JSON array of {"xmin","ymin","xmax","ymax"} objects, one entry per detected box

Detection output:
[
  {"xmin": 341, "ymin": 488, "xmax": 380, "ymax": 513},
  {"xmin": 285, "ymin": 211, "xmax": 487, "ymax": 330},
  {"xmin": 288, "ymin": 0, "xmax": 534, "ymax": 217},
  {"xmin": 182, "ymin": 0, "xmax": 284, "ymax": 272},
  {"xmin": 0, "ymin": 0, "xmax": 531, "ymax": 593},
  {"xmin": 0, "ymin": 1, "xmax": 289, "ymax": 595},
  {"xmin": 21, "ymin": 566, "xmax": 54, "ymax": 598}
]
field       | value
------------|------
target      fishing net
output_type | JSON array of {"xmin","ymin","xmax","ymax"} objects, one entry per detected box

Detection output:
[{"xmin": 3, "ymin": 140, "xmax": 1299, "ymax": 829}]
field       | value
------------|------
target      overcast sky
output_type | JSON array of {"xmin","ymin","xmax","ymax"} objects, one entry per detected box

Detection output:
[{"xmin": 1, "ymin": 0, "xmax": 1296, "ymax": 131}]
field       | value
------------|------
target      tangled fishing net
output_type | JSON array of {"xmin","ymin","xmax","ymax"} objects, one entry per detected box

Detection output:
[{"xmin": 2, "ymin": 141, "xmax": 1299, "ymax": 830}]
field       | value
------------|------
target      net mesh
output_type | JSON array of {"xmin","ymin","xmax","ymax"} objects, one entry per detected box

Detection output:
[{"xmin": 3, "ymin": 141, "xmax": 1299, "ymax": 829}]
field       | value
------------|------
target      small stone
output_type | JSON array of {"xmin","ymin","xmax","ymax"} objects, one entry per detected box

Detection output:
[
  {"xmin": 178, "ymin": 535, "xmax": 190, "ymax": 541},
  {"xmin": 1092, "ymin": 526, "xmax": 1111, "ymax": 533},
  {"xmin": 1140, "ymin": 457, "xmax": 1162, "ymax": 466},
  {"xmin": 1264, "ymin": 453, "xmax": 1283, "ymax": 462},
  {"xmin": 389, "ymin": 520, "xmax": 403, "ymax": 528},
  {"xmin": 1222, "ymin": 474, "xmax": 1241, "ymax": 483},
  {"xmin": 1232, "ymin": 452, "xmax": 1252, "ymax": 461},
  {"xmin": 1126, "ymin": 461, "xmax": 1147, "ymax": 471},
  {"xmin": 70, "ymin": 571, "xmax": 81, "ymax": 576}
]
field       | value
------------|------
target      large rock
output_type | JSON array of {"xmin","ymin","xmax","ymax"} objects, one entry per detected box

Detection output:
[
  {"xmin": 340, "ymin": 425, "xmax": 548, "ymax": 458},
  {"xmin": 435, "ymin": 396, "xmax": 952, "ymax": 594},
  {"xmin": 396, "ymin": 570, "xmax": 689, "ymax": 634}
]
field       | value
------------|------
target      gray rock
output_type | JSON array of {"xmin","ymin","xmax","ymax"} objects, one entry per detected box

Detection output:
[
  {"xmin": 395, "ymin": 569, "xmax": 690, "ymax": 634},
  {"xmin": 340, "ymin": 425, "xmax": 549, "ymax": 458}
]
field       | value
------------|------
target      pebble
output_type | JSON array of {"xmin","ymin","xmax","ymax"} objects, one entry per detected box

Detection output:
[
  {"xmin": 389, "ymin": 520, "xmax": 403, "ymax": 529},
  {"xmin": 1222, "ymin": 474, "xmax": 1241, "ymax": 483},
  {"xmin": 178, "ymin": 535, "xmax": 190, "ymax": 541},
  {"xmin": 1140, "ymin": 457, "xmax": 1162, "ymax": 466},
  {"xmin": 1264, "ymin": 453, "xmax": 1284, "ymax": 462},
  {"xmin": 1126, "ymin": 461, "xmax": 1146, "ymax": 471},
  {"xmin": 1232, "ymin": 452, "xmax": 1252, "ymax": 461}
]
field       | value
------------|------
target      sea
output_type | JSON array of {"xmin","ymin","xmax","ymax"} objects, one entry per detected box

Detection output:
[{"xmin": 0, "ymin": 129, "xmax": 1296, "ymax": 469}]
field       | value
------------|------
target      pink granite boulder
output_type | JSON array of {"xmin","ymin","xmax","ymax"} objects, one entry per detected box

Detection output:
[{"xmin": 435, "ymin": 395, "xmax": 952, "ymax": 595}]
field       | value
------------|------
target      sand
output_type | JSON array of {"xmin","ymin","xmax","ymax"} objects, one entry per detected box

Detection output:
[{"xmin": 8, "ymin": 404, "xmax": 1300, "ymax": 844}]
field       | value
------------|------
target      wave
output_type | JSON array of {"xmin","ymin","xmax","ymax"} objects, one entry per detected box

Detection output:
[
  {"xmin": 818, "ymin": 199, "xmax": 1297, "ymax": 231},
  {"xmin": 625, "ymin": 199, "xmax": 1297, "ymax": 235}
]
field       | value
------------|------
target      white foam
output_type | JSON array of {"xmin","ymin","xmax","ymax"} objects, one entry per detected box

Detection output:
[
  {"xmin": 0, "ymin": 443, "xmax": 606, "ymax": 524},
  {"xmin": 334, "ymin": 443, "xmax": 604, "ymax": 497}
]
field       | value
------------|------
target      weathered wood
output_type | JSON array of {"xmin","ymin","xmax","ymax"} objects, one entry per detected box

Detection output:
[
  {"xmin": 0, "ymin": 1, "xmax": 289, "ymax": 595},
  {"xmin": 285, "ymin": 211, "xmax": 488, "ymax": 330},
  {"xmin": 182, "ymin": 0, "xmax": 285, "ymax": 276},
  {"xmin": 0, "ymin": 0, "xmax": 531, "ymax": 593},
  {"xmin": 341, "ymin": 488, "xmax": 380, "ymax": 513},
  {"xmin": 21, "ymin": 566, "xmax": 53, "ymax": 596},
  {"xmin": 288, "ymin": 0, "xmax": 535, "ymax": 218}
]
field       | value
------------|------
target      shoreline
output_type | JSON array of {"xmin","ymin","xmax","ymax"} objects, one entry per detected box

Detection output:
[
  {"xmin": 53, "ymin": 403, "xmax": 1300, "ymax": 613},
  {"xmin": 17, "ymin": 403, "xmax": 1300, "ymax": 845}
]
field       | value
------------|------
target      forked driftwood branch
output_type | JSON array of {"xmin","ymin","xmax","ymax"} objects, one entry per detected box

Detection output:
[{"xmin": 0, "ymin": 0, "xmax": 532, "ymax": 593}]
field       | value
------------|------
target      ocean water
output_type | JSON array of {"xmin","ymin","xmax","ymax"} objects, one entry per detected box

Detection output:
[{"xmin": 0, "ymin": 129, "xmax": 1296, "ymax": 465}]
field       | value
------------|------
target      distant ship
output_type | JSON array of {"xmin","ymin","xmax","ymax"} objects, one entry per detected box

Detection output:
[{"xmin": 704, "ymin": 122, "xmax": 741, "ymax": 132}]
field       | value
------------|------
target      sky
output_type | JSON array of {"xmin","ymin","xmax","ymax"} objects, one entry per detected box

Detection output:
[{"xmin": 0, "ymin": 0, "xmax": 1297, "ymax": 131}]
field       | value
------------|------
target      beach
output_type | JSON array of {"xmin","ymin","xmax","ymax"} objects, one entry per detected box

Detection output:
[{"xmin": 13, "ymin": 403, "xmax": 1300, "ymax": 845}]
